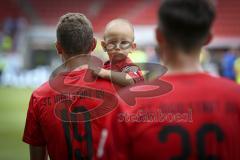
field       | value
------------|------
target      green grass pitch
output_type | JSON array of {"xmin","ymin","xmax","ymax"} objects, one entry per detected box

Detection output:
[{"xmin": 0, "ymin": 87, "xmax": 33, "ymax": 159}]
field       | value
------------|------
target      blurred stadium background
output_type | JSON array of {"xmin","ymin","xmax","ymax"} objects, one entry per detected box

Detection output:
[{"xmin": 0, "ymin": 0, "xmax": 240, "ymax": 159}]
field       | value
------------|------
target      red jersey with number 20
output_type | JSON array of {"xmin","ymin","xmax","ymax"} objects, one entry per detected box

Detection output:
[{"xmin": 106, "ymin": 73, "xmax": 240, "ymax": 160}]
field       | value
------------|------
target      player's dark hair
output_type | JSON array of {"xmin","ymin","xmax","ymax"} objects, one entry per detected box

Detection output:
[
  {"xmin": 56, "ymin": 13, "xmax": 93, "ymax": 55},
  {"xmin": 158, "ymin": 0, "xmax": 216, "ymax": 52}
]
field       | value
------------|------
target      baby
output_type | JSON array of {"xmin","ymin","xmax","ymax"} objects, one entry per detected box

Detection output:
[{"xmin": 94, "ymin": 18, "xmax": 144, "ymax": 86}]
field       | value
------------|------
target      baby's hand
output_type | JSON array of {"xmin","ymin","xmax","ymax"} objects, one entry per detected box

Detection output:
[
  {"xmin": 92, "ymin": 67, "xmax": 110, "ymax": 79},
  {"xmin": 98, "ymin": 68, "xmax": 110, "ymax": 79}
]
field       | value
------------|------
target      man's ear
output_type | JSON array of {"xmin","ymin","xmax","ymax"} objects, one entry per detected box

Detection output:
[
  {"xmin": 204, "ymin": 33, "xmax": 213, "ymax": 46},
  {"xmin": 89, "ymin": 38, "xmax": 97, "ymax": 52},
  {"xmin": 155, "ymin": 27, "xmax": 165, "ymax": 45},
  {"xmin": 101, "ymin": 41, "xmax": 107, "ymax": 52},
  {"xmin": 55, "ymin": 41, "xmax": 64, "ymax": 55}
]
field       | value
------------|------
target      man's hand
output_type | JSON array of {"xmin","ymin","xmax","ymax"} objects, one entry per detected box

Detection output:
[{"xmin": 30, "ymin": 145, "xmax": 48, "ymax": 160}]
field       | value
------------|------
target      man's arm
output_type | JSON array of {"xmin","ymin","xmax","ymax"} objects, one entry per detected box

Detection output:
[
  {"xmin": 30, "ymin": 145, "xmax": 48, "ymax": 160},
  {"xmin": 103, "ymin": 100, "xmax": 131, "ymax": 160}
]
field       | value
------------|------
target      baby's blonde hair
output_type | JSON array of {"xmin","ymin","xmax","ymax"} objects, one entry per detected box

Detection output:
[{"xmin": 103, "ymin": 18, "xmax": 134, "ymax": 40}]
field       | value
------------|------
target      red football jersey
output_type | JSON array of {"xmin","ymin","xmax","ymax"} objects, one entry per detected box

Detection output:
[
  {"xmin": 105, "ymin": 73, "xmax": 240, "ymax": 160},
  {"xmin": 103, "ymin": 58, "xmax": 144, "ymax": 83},
  {"xmin": 23, "ymin": 69, "xmax": 119, "ymax": 160}
]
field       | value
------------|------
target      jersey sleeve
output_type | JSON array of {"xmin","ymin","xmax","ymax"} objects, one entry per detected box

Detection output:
[
  {"xmin": 103, "ymin": 99, "xmax": 131, "ymax": 160},
  {"xmin": 121, "ymin": 65, "xmax": 144, "ymax": 83},
  {"xmin": 22, "ymin": 93, "xmax": 46, "ymax": 146}
]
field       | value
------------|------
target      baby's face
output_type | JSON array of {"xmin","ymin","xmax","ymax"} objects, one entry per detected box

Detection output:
[{"xmin": 102, "ymin": 29, "xmax": 136, "ymax": 61}]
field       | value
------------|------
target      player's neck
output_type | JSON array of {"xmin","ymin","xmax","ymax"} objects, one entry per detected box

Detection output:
[
  {"xmin": 64, "ymin": 54, "xmax": 89, "ymax": 71},
  {"xmin": 164, "ymin": 50, "xmax": 204, "ymax": 75}
]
